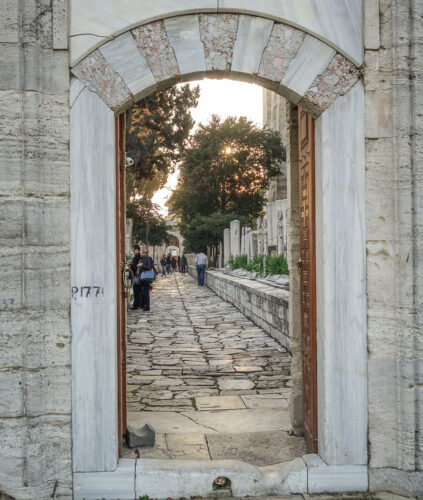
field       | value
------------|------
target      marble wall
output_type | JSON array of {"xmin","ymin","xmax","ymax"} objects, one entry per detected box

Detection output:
[{"xmin": 0, "ymin": 1, "xmax": 73, "ymax": 497}]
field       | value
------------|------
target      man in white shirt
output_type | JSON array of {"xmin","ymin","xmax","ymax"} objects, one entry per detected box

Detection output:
[{"xmin": 195, "ymin": 250, "xmax": 208, "ymax": 286}]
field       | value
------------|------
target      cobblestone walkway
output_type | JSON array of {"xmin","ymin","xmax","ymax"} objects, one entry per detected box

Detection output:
[{"xmin": 124, "ymin": 273, "xmax": 306, "ymax": 465}]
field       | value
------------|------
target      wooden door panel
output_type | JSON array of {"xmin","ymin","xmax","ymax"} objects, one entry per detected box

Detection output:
[
  {"xmin": 116, "ymin": 114, "xmax": 127, "ymax": 456},
  {"xmin": 298, "ymin": 108, "xmax": 318, "ymax": 453}
]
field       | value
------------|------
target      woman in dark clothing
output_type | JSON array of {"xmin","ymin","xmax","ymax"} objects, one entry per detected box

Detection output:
[
  {"xmin": 130, "ymin": 244, "xmax": 142, "ymax": 310},
  {"xmin": 139, "ymin": 248, "xmax": 154, "ymax": 311},
  {"xmin": 166, "ymin": 254, "xmax": 172, "ymax": 274}
]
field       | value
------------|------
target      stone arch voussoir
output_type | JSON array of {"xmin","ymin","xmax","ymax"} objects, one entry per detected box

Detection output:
[{"xmin": 71, "ymin": 13, "xmax": 361, "ymax": 117}]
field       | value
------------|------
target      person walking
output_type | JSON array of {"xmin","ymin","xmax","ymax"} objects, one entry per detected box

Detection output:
[
  {"xmin": 160, "ymin": 255, "xmax": 167, "ymax": 277},
  {"xmin": 139, "ymin": 248, "xmax": 154, "ymax": 312},
  {"xmin": 130, "ymin": 244, "xmax": 142, "ymax": 310},
  {"xmin": 171, "ymin": 255, "xmax": 177, "ymax": 274},
  {"xmin": 195, "ymin": 249, "xmax": 208, "ymax": 286},
  {"xmin": 180, "ymin": 253, "xmax": 187, "ymax": 275},
  {"xmin": 166, "ymin": 253, "xmax": 172, "ymax": 275}
]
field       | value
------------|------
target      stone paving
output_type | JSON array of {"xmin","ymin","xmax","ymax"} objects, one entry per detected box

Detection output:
[{"xmin": 123, "ymin": 273, "xmax": 306, "ymax": 464}]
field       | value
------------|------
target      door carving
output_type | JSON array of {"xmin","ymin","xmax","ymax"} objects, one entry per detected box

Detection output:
[
  {"xmin": 298, "ymin": 108, "xmax": 318, "ymax": 453},
  {"xmin": 116, "ymin": 115, "xmax": 127, "ymax": 456}
]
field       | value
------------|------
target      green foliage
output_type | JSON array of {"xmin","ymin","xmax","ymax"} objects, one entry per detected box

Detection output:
[
  {"xmin": 180, "ymin": 211, "xmax": 248, "ymax": 254},
  {"xmin": 126, "ymin": 84, "xmax": 200, "ymax": 200},
  {"xmin": 138, "ymin": 496, "xmax": 149, "ymax": 500},
  {"xmin": 266, "ymin": 254, "xmax": 289, "ymax": 275},
  {"xmin": 168, "ymin": 115, "xmax": 285, "ymax": 223},
  {"xmin": 228, "ymin": 254, "xmax": 288, "ymax": 277},
  {"xmin": 126, "ymin": 199, "xmax": 169, "ymax": 247},
  {"xmin": 247, "ymin": 255, "xmax": 265, "ymax": 275},
  {"xmin": 228, "ymin": 254, "xmax": 248, "ymax": 270}
]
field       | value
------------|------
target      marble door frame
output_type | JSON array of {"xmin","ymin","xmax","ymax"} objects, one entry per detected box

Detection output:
[{"xmin": 69, "ymin": 9, "xmax": 368, "ymax": 497}]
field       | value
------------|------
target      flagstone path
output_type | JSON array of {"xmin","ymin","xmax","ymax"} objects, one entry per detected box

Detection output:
[{"xmin": 123, "ymin": 272, "xmax": 306, "ymax": 465}]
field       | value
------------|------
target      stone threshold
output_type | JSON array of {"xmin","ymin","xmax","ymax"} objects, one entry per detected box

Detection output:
[{"xmin": 73, "ymin": 454, "xmax": 368, "ymax": 499}]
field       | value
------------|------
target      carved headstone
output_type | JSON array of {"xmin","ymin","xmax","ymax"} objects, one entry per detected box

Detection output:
[
  {"xmin": 256, "ymin": 217, "xmax": 262, "ymax": 255},
  {"xmin": 241, "ymin": 226, "xmax": 245, "ymax": 255},
  {"xmin": 223, "ymin": 228, "xmax": 231, "ymax": 265},
  {"xmin": 262, "ymin": 215, "xmax": 268, "ymax": 257},
  {"xmin": 277, "ymin": 209, "xmax": 284, "ymax": 256},
  {"xmin": 230, "ymin": 220, "xmax": 241, "ymax": 257}
]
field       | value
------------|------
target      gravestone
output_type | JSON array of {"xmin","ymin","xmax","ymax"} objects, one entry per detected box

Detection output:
[
  {"xmin": 223, "ymin": 228, "xmax": 231, "ymax": 265},
  {"xmin": 230, "ymin": 220, "xmax": 241, "ymax": 257}
]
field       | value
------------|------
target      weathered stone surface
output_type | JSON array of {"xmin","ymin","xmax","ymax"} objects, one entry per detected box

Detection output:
[
  {"xmin": 126, "ymin": 424, "xmax": 155, "ymax": 448},
  {"xmin": 132, "ymin": 21, "xmax": 180, "ymax": 83},
  {"xmin": 0, "ymin": 0, "xmax": 72, "ymax": 495},
  {"xmin": 52, "ymin": 0, "xmax": 68, "ymax": 49},
  {"xmin": 217, "ymin": 379, "xmax": 255, "ymax": 391},
  {"xmin": 207, "ymin": 431, "xmax": 307, "ymax": 466},
  {"xmin": 195, "ymin": 395, "xmax": 246, "ymax": 410},
  {"xmin": 369, "ymin": 467, "xmax": 423, "ymax": 497},
  {"xmin": 301, "ymin": 54, "xmax": 361, "ymax": 116},
  {"xmin": 258, "ymin": 23, "xmax": 304, "ymax": 83},
  {"xmin": 199, "ymin": 13, "xmax": 238, "ymax": 72},
  {"xmin": 71, "ymin": 49, "xmax": 133, "ymax": 112},
  {"xmin": 242, "ymin": 394, "xmax": 289, "ymax": 409}
]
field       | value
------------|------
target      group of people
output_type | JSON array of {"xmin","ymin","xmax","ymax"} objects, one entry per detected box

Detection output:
[
  {"xmin": 159, "ymin": 253, "xmax": 187, "ymax": 276},
  {"xmin": 128, "ymin": 246, "xmax": 209, "ymax": 312}
]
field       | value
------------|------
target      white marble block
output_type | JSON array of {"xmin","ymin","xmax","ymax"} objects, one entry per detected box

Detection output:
[
  {"xmin": 231, "ymin": 15, "xmax": 273, "ymax": 74},
  {"xmin": 73, "ymin": 459, "xmax": 136, "ymax": 500},
  {"xmin": 315, "ymin": 82, "xmax": 367, "ymax": 466},
  {"xmin": 99, "ymin": 32, "xmax": 157, "ymax": 102},
  {"xmin": 70, "ymin": 88, "xmax": 118, "ymax": 472},
  {"xmin": 282, "ymin": 35, "xmax": 335, "ymax": 99},
  {"xmin": 164, "ymin": 15, "xmax": 206, "ymax": 76}
]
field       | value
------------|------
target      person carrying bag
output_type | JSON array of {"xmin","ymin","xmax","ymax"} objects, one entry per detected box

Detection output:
[
  {"xmin": 130, "ymin": 245, "xmax": 142, "ymax": 310},
  {"xmin": 139, "ymin": 248, "xmax": 154, "ymax": 311}
]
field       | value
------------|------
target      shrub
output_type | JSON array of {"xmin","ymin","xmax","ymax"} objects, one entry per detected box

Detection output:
[
  {"xmin": 266, "ymin": 254, "xmax": 289, "ymax": 275},
  {"xmin": 228, "ymin": 254, "xmax": 248, "ymax": 270},
  {"xmin": 228, "ymin": 253, "xmax": 288, "ymax": 277},
  {"xmin": 246, "ymin": 255, "xmax": 264, "ymax": 275}
]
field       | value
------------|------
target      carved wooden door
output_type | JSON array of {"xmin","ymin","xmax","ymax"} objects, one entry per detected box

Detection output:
[
  {"xmin": 116, "ymin": 114, "xmax": 127, "ymax": 456},
  {"xmin": 298, "ymin": 108, "xmax": 318, "ymax": 453}
]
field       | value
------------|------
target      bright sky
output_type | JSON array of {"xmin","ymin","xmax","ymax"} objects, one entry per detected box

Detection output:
[{"xmin": 152, "ymin": 78, "xmax": 263, "ymax": 214}]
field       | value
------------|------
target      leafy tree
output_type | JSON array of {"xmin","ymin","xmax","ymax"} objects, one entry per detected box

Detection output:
[
  {"xmin": 126, "ymin": 84, "xmax": 200, "ymax": 201},
  {"xmin": 180, "ymin": 211, "xmax": 249, "ymax": 255},
  {"xmin": 168, "ymin": 115, "xmax": 284, "ymax": 223},
  {"xmin": 126, "ymin": 199, "xmax": 169, "ymax": 248}
]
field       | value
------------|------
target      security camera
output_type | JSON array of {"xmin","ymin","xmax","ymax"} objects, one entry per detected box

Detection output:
[{"xmin": 125, "ymin": 156, "xmax": 134, "ymax": 167}]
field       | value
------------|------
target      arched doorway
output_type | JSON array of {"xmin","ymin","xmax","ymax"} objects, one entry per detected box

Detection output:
[{"xmin": 70, "ymin": 9, "xmax": 367, "ymax": 496}]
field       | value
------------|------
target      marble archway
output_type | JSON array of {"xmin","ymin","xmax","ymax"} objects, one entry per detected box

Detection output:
[
  {"xmin": 70, "ymin": 9, "xmax": 366, "ymax": 496},
  {"xmin": 71, "ymin": 14, "xmax": 360, "ymax": 118}
]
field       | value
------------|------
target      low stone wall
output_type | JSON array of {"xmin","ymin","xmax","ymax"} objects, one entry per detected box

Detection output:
[{"xmin": 189, "ymin": 266, "xmax": 290, "ymax": 351}]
